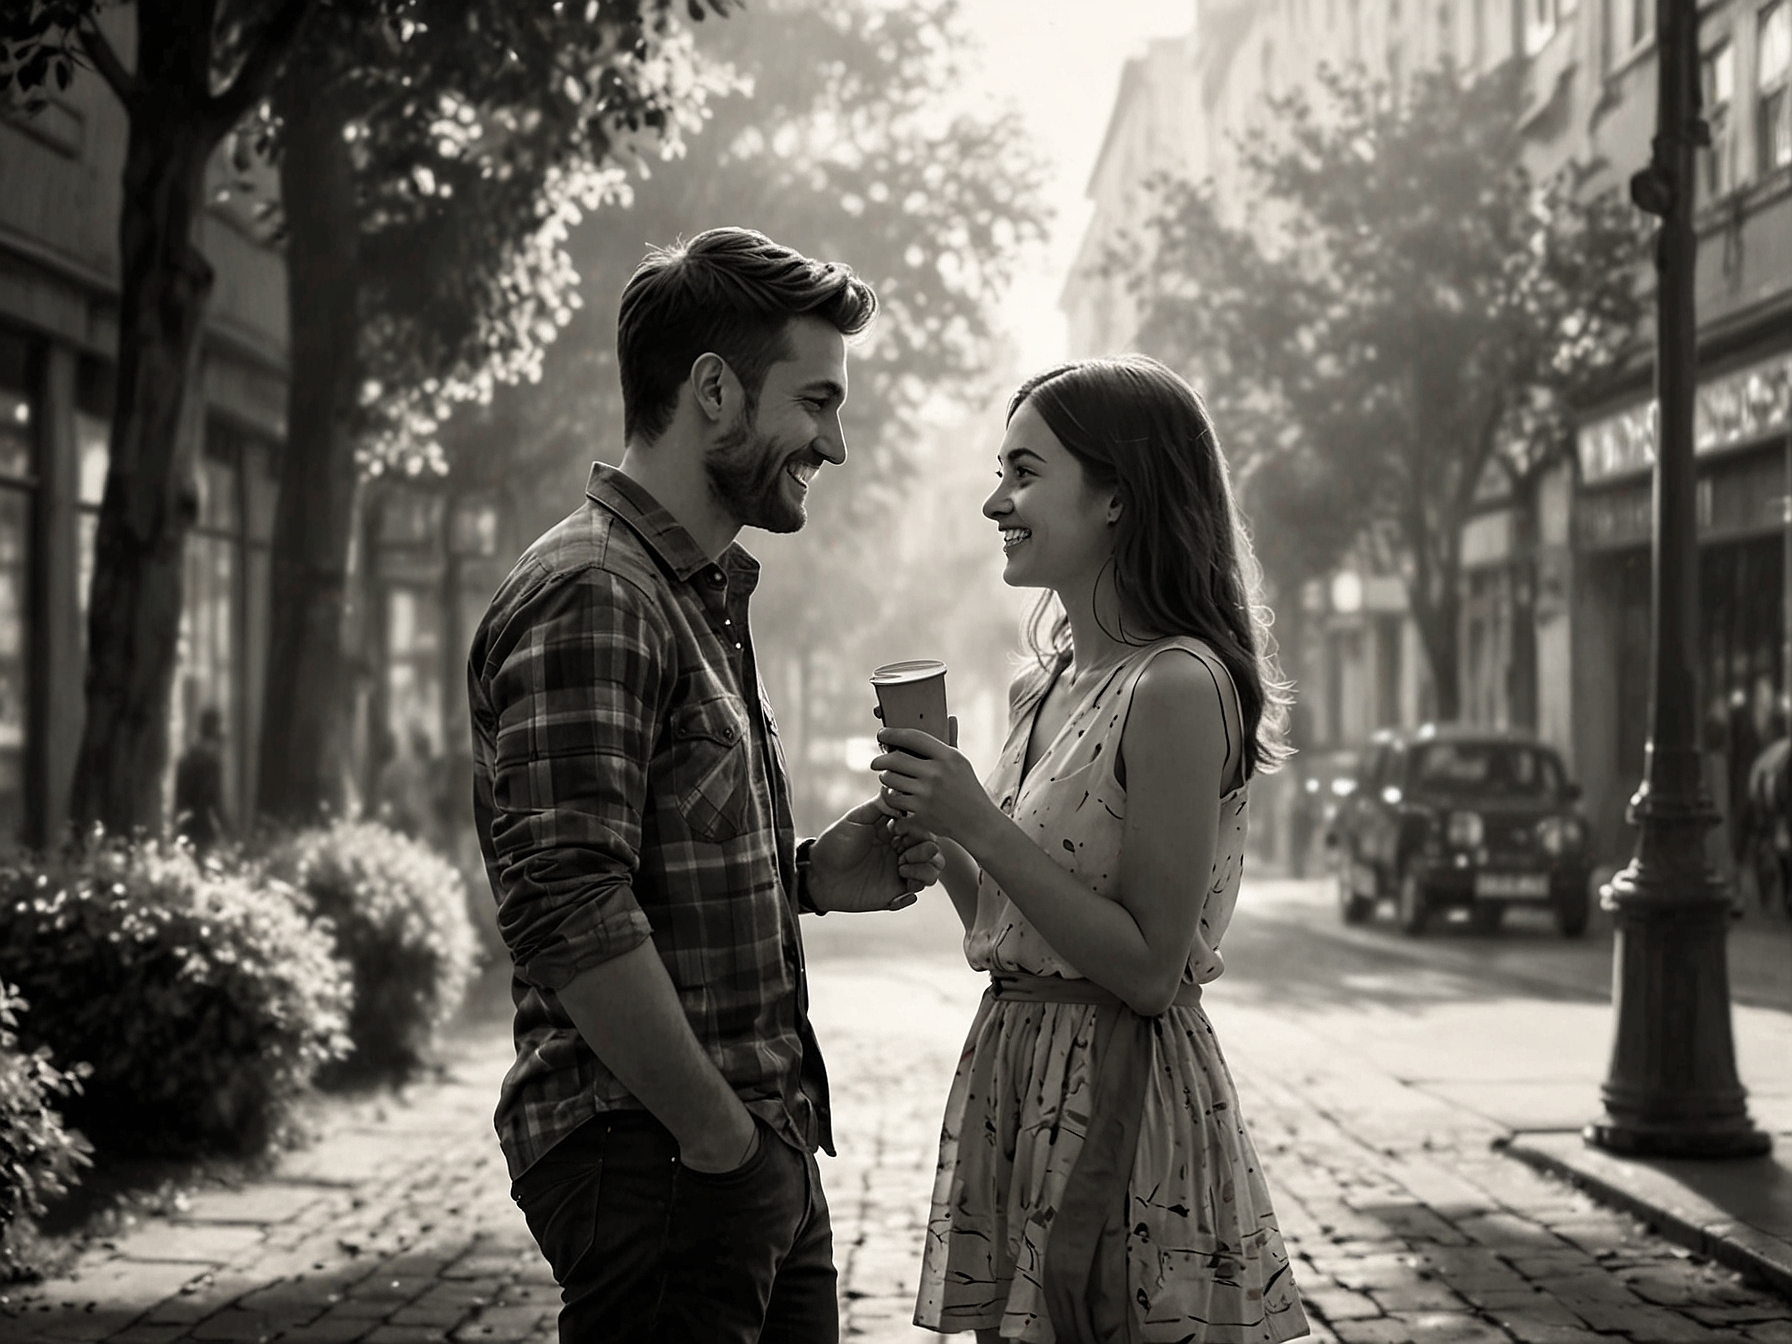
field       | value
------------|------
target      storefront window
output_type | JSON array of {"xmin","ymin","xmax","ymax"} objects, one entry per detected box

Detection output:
[
  {"xmin": 170, "ymin": 423, "xmax": 246, "ymax": 825},
  {"xmin": 0, "ymin": 333, "xmax": 35, "ymax": 847},
  {"xmin": 384, "ymin": 584, "xmax": 443, "ymax": 759},
  {"xmin": 75, "ymin": 355, "xmax": 113, "ymax": 627}
]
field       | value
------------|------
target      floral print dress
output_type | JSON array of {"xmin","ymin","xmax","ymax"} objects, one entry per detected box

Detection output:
[{"xmin": 913, "ymin": 637, "xmax": 1308, "ymax": 1343}]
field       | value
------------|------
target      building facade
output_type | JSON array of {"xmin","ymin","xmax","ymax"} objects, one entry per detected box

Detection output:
[
  {"xmin": 0, "ymin": 20, "xmax": 289, "ymax": 851},
  {"xmin": 0, "ymin": 19, "xmax": 505, "ymax": 853},
  {"xmin": 1064, "ymin": 0, "xmax": 1792, "ymax": 865}
]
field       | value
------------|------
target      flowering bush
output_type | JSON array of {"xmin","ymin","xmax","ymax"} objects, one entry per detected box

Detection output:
[
  {"xmin": 0, "ymin": 983, "xmax": 91, "ymax": 1279},
  {"xmin": 0, "ymin": 840, "xmax": 352, "ymax": 1156},
  {"xmin": 269, "ymin": 821, "xmax": 478, "ymax": 1084}
]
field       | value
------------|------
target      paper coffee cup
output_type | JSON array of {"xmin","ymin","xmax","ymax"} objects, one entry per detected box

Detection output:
[{"xmin": 871, "ymin": 660, "xmax": 950, "ymax": 742}]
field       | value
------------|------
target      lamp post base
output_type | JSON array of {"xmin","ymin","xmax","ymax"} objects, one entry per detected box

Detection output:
[
  {"xmin": 1583, "ymin": 1119, "xmax": 1771, "ymax": 1159},
  {"xmin": 1586, "ymin": 852, "xmax": 1772, "ymax": 1161}
]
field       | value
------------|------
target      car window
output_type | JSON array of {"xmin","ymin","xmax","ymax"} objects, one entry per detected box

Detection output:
[{"xmin": 1410, "ymin": 743, "xmax": 1563, "ymax": 798}]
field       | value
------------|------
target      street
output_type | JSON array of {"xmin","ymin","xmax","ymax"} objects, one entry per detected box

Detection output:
[{"xmin": 10, "ymin": 876, "xmax": 1792, "ymax": 1343}]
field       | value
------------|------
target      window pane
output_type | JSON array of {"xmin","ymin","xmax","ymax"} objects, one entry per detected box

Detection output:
[
  {"xmin": 77, "ymin": 409, "xmax": 108, "ymax": 507},
  {"xmin": 385, "ymin": 585, "xmax": 443, "ymax": 763},
  {"xmin": 196, "ymin": 424, "xmax": 241, "ymax": 534},
  {"xmin": 0, "ymin": 390, "xmax": 31, "ymax": 482},
  {"xmin": 77, "ymin": 512, "xmax": 97, "ymax": 630},
  {"xmin": 0, "ymin": 486, "xmax": 29, "ymax": 846},
  {"xmin": 1762, "ymin": 88, "xmax": 1791, "ymax": 174},
  {"xmin": 242, "ymin": 437, "xmax": 278, "ymax": 545},
  {"xmin": 1709, "ymin": 41, "xmax": 1733, "ymax": 105},
  {"xmin": 1703, "ymin": 43, "xmax": 1735, "ymax": 198},
  {"xmin": 1762, "ymin": 2, "xmax": 1791, "ymax": 86},
  {"xmin": 171, "ymin": 534, "xmax": 237, "ymax": 826}
]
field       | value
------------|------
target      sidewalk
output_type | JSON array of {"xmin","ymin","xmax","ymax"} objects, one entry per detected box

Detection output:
[
  {"xmin": 1267, "ymin": 881, "xmax": 1792, "ymax": 1305},
  {"xmin": 1498, "ymin": 904, "xmax": 1792, "ymax": 1302},
  {"xmin": 3, "ymin": 1025, "xmax": 559, "ymax": 1343}
]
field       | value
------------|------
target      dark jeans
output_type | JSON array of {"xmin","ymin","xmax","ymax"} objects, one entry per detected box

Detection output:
[{"xmin": 510, "ymin": 1111, "xmax": 838, "ymax": 1344}]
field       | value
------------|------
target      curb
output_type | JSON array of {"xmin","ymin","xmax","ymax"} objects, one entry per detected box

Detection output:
[{"xmin": 1500, "ymin": 1129, "xmax": 1792, "ymax": 1302}]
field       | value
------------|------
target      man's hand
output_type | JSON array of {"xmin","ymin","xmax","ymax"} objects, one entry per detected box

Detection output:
[{"xmin": 808, "ymin": 799, "xmax": 946, "ymax": 913}]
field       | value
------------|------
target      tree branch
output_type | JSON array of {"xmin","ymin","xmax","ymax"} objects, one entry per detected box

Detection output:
[
  {"xmin": 206, "ymin": 0, "xmax": 317, "ymax": 134},
  {"xmin": 78, "ymin": 17, "xmax": 137, "ymax": 105}
]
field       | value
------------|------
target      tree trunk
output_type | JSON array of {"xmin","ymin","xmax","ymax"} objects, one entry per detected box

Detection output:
[
  {"xmin": 256, "ymin": 65, "xmax": 363, "ymax": 824},
  {"xmin": 70, "ymin": 108, "xmax": 216, "ymax": 834},
  {"xmin": 1410, "ymin": 573, "xmax": 1463, "ymax": 723}
]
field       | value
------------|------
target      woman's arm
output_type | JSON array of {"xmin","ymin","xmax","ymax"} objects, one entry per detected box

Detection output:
[
  {"xmin": 873, "ymin": 652, "xmax": 1229, "ymax": 1015},
  {"xmin": 936, "ymin": 837, "xmax": 981, "ymax": 932}
]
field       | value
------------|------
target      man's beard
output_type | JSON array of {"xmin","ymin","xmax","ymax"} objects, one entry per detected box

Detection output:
[{"xmin": 705, "ymin": 417, "xmax": 812, "ymax": 534}]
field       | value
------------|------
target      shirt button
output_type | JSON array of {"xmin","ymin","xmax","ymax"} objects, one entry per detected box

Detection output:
[
  {"xmin": 734, "ymin": 642, "xmax": 743, "ymax": 650},
  {"xmin": 722, "ymin": 725, "xmax": 737, "ymax": 741},
  {"xmin": 723, "ymin": 617, "xmax": 732, "ymax": 626}
]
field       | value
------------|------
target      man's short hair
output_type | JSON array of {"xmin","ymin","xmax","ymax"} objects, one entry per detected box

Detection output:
[{"xmin": 617, "ymin": 227, "xmax": 878, "ymax": 444}]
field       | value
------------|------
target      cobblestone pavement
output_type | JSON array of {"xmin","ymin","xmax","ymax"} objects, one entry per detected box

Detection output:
[
  {"xmin": 4, "ymin": 1026, "xmax": 557, "ymax": 1343},
  {"xmin": 8, "ymin": 880, "xmax": 1792, "ymax": 1343}
]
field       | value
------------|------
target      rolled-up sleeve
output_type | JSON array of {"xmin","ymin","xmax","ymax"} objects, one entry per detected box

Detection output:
[{"xmin": 473, "ymin": 566, "xmax": 668, "ymax": 991}]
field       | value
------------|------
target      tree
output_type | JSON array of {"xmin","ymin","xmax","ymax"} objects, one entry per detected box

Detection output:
[
  {"xmin": 2, "ymin": 1, "xmax": 731, "ymax": 831},
  {"xmin": 252, "ymin": 2, "xmax": 730, "ymax": 822},
  {"xmin": 445, "ymin": 0, "xmax": 1048, "ymax": 826},
  {"xmin": 1122, "ymin": 61, "xmax": 1646, "ymax": 721},
  {"xmin": 4, "ymin": 1, "xmax": 317, "ymax": 833}
]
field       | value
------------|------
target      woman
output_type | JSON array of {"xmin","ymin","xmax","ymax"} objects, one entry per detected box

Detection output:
[{"xmin": 872, "ymin": 357, "xmax": 1309, "ymax": 1343}]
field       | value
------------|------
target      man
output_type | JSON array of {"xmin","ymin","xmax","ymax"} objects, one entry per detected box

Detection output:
[
  {"xmin": 173, "ymin": 706, "xmax": 229, "ymax": 852},
  {"xmin": 468, "ymin": 227, "xmax": 942, "ymax": 1343}
]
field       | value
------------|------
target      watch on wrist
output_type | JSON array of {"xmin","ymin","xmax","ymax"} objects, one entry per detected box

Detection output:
[{"xmin": 795, "ymin": 837, "xmax": 825, "ymax": 915}]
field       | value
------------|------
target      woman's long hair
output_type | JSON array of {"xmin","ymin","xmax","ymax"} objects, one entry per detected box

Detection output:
[{"xmin": 1011, "ymin": 355, "xmax": 1292, "ymax": 775}]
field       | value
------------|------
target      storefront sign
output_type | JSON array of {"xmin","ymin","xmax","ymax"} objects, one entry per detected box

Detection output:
[{"xmin": 1577, "ymin": 348, "xmax": 1792, "ymax": 484}]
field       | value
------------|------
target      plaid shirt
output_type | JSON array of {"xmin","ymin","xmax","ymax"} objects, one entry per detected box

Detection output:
[{"xmin": 468, "ymin": 463, "xmax": 831, "ymax": 1180}]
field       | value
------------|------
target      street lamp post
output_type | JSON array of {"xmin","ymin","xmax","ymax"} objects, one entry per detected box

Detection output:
[{"xmin": 1586, "ymin": 0, "xmax": 1770, "ymax": 1159}]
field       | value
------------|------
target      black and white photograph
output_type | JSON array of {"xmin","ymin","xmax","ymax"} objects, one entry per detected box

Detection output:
[{"xmin": 0, "ymin": 1, "xmax": 1790, "ymax": 1341}]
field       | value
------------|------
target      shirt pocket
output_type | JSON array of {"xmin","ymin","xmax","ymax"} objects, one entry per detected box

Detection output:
[{"xmin": 670, "ymin": 696, "xmax": 751, "ymax": 842}]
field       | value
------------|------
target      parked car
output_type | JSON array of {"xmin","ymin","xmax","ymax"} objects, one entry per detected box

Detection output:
[
  {"xmin": 1288, "ymin": 744, "xmax": 1365, "ymax": 877},
  {"xmin": 1326, "ymin": 724, "xmax": 1593, "ymax": 937}
]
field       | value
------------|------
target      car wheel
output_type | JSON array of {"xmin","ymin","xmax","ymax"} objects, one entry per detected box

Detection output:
[
  {"xmin": 1470, "ymin": 902, "xmax": 1505, "ymax": 935},
  {"xmin": 1337, "ymin": 868, "xmax": 1374, "ymax": 925},
  {"xmin": 1397, "ymin": 870, "xmax": 1429, "ymax": 937},
  {"xmin": 1555, "ymin": 883, "xmax": 1590, "ymax": 938}
]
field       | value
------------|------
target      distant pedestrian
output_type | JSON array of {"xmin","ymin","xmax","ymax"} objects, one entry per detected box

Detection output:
[
  {"xmin": 376, "ymin": 725, "xmax": 442, "ymax": 845},
  {"xmin": 872, "ymin": 357, "xmax": 1311, "ymax": 1342},
  {"xmin": 467, "ymin": 227, "xmax": 945, "ymax": 1343},
  {"xmin": 173, "ymin": 707, "xmax": 229, "ymax": 853}
]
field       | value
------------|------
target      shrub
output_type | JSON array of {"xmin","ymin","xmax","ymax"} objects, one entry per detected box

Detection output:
[
  {"xmin": 0, "ymin": 983, "xmax": 91, "ymax": 1279},
  {"xmin": 269, "ymin": 821, "xmax": 478, "ymax": 1084},
  {"xmin": 0, "ymin": 839, "xmax": 352, "ymax": 1157}
]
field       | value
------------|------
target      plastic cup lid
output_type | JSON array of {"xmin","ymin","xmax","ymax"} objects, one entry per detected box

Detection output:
[{"xmin": 870, "ymin": 659, "xmax": 948, "ymax": 684}]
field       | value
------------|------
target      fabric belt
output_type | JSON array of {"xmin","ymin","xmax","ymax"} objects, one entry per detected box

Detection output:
[{"xmin": 984, "ymin": 973, "xmax": 1201, "ymax": 1344}]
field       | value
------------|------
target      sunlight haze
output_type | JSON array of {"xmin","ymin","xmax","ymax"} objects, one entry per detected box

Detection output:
[{"xmin": 956, "ymin": 0, "xmax": 1196, "ymax": 372}]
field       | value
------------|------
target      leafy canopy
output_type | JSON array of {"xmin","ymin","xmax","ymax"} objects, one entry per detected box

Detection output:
[
  {"xmin": 1119, "ymin": 60, "xmax": 1645, "ymax": 710},
  {"xmin": 1129, "ymin": 61, "xmax": 1644, "ymax": 583}
]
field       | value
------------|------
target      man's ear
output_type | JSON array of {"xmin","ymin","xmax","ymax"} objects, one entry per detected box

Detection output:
[{"xmin": 690, "ymin": 352, "xmax": 739, "ymax": 425}]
